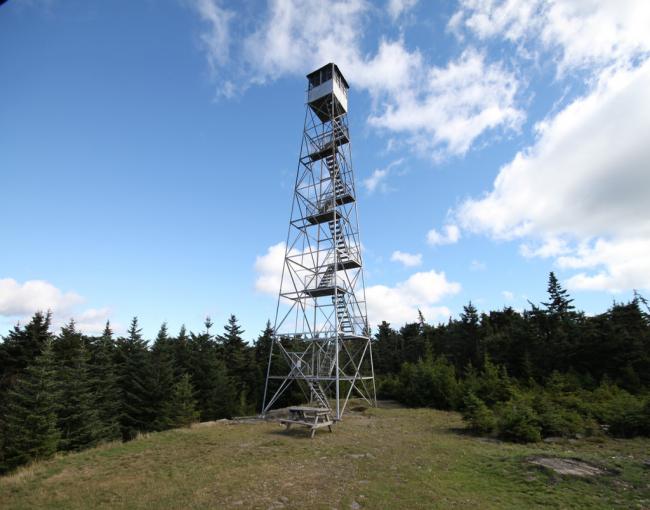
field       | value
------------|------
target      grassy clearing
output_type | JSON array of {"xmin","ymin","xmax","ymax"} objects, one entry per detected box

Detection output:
[{"xmin": 1, "ymin": 405, "xmax": 649, "ymax": 509}]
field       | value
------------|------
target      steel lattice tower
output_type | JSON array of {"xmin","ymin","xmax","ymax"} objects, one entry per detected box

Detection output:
[{"xmin": 262, "ymin": 63, "xmax": 376, "ymax": 420}]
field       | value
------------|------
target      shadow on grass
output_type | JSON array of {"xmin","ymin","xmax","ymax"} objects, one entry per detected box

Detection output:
[{"xmin": 266, "ymin": 427, "xmax": 318, "ymax": 440}]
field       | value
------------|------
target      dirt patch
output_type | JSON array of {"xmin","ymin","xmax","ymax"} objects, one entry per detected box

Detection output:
[{"xmin": 528, "ymin": 456, "xmax": 606, "ymax": 477}]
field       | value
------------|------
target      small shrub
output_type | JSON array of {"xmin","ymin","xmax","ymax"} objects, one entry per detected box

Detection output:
[
  {"xmin": 496, "ymin": 398, "xmax": 541, "ymax": 443},
  {"xmin": 462, "ymin": 393, "xmax": 496, "ymax": 434},
  {"xmin": 398, "ymin": 357, "xmax": 460, "ymax": 410},
  {"xmin": 586, "ymin": 383, "xmax": 649, "ymax": 438},
  {"xmin": 607, "ymin": 397, "xmax": 647, "ymax": 438},
  {"xmin": 479, "ymin": 358, "xmax": 515, "ymax": 406},
  {"xmin": 376, "ymin": 374, "xmax": 402, "ymax": 400},
  {"xmin": 533, "ymin": 394, "xmax": 585, "ymax": 438}
]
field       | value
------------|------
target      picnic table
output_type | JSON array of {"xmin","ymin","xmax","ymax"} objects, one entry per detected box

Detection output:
[{"xmin": 279, "ymin": 406, "xmax": 334, "ymax": 438}]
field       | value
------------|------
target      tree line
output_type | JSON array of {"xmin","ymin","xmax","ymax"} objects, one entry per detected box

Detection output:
[
  {"xmin": 1, "ymin": 272, "xmax": 649, "ymax": 473},
  {"xmin": 0, "ymin": 314, "xmax": 274, "ymax": 473},
  {"xmin": 374, "ymin": 273, "xmax": 650, "ymax": 442}
]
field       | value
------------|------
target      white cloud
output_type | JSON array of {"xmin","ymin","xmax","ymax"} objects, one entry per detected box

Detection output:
[
  {"xmin": 368, "ymin": 49, "xmax": 523, "ymax": 156},
  {"xmin": 387, "ymin": 0, "xmax": 418, "ymax": 21},
  {"xmin": 254, "ymin": 242, "xmax": 288, "ymax": 295},
  {"xmin": 427, "ymin": 224, "xmax": 460, "ymax": 246},
  {"xmin": 68, "ymin": 308, "xmax": 112, "ymax": 335},
  {"xmin": 188, "ymin": 0, "xmax": 235, "ymax": 94},
  {"xmin": 242, "ymin": 0, "xmax": 367, "ymax": 83},
  {"xmin": 451, "ymin": 0, "xmax": 650, "ymax": 73},
  {"xmin": 0, "ymin": 278, "xmax": 112, "ymax": 335},
  {"xmin": 363, "ymin": 168, "xmax": 389, "ymax": 194},
  {"xmin": 189, "ymin": 1, "xmax": 523, "ymax": 158},
  {"xmin": 558, "ymin": 238, "xmax": 650, "ymax": 292},
  {"xmin": 366, "ymin": 269, "xmax": 460, "ymax": 326},
  {"xmin": 502, "ymin": 290, "xmax": 514, "ymax": 301},
  {"xmin": 457, "ymin": 59, "xmax": 650, "ymax": 292},
  {"xmin": 363, "ymin": 159, "xmax": 403, "ymax": 193},
  {"xmin": 390, "ymin": 250, "xmax": 422, "ymax": 267},
  {"xmin": 0, "ymin": 278, "xmax": 83, "ymax": 317},
  {"xmin": 519, "ymin": 237, "xmax": 570, "ymax": 259}
]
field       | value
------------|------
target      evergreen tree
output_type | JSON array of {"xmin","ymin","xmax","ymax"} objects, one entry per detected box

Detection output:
[
  {"xmin": 117, "ymin": 317, "xmax": 157, "ymax": 440},
  {"xmin": 189, "ymin": 320, "xmax": 236, "ymax": 420},
  {"xmin": 219, "ymin": 315, "xmax": 254, "ymax": 413},
  {"xmin": 89, "ymin": 321, "xmax": 121, "ymax": 442},
  {"xmin": 171, "ymin": 324, "xmax": 192, "ymax": 377},
  {"xmin": 373, "ymin": 321, "xmax": 403, "ymax": 374},
  {"xmin": 543, "ymin": 272, "xmax": 575, "ymax": 315},
  {"xmin": 0, "ymin": 311, "xmax": 54, "ymax": 393},
  {"xmin": 55, "ymin": 320, "xmax": 102, "ymax": 451},
  {"xmin": 54, "ymin": 320, "xmax": 101, "ymax": 450},
  {"xmin": 151, "ymin": 322, "xmax": 176, "ymax": 430},
  {"xmin": 220, "ymin": 315, "xmax": 248, "ymax": 374},
  {"xmin": 168, "ymin": 373, "xmax": 199, "ymax": 428},
  {"xmin": 2, "ymin": 338, "xmax": 60, "ymax": 471},
  {"xmin": 400, "ymin": 321, "xmax": 425, "ymax": 364},
  {"xmin": 253, "ymin": 321, "xmax": 274, "ymax": 408}
]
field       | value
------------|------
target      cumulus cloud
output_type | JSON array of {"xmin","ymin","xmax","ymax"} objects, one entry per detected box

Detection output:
[
  {"xmin": 366, "ymin": 269, "xmax": 460, "ymax": 326},
  {"xmin": 73, "ymin": 308, "xmax": 113, "ymax": 335},
  {"xmin": 254, "ymin": 242, "xmax": 288, "ymax": 295},
  {"xmin": 0, "ymin": 278, "xmax": 83, "ymax": 317},
  {"xmin": 189, "ymin": 1, "xmax": 524, "ymax": 159},
  {"xmin": 451, "ymin": 0, "xmax": 650, "ymax": 73},
  {"xmin": 390, "ymin": 250, "xmax": 422, "ymax": 267},
  {"xmin": 387, "ymin": 0, "xmax": 418, "ymax": 21},
  {"xmin": 457, "ymin": 59, "xmax": 650, "ymax": 292},
  {"xmin": 368, "ymin": 49, "xmax": 523, "ymax": 156},
  {"xmin": 0, "ymin": 278, "xmax": 111, "ymax": 335},
  {"xmin": 427, "ymin": 224, "xmax": 460, "ymax": 246}
]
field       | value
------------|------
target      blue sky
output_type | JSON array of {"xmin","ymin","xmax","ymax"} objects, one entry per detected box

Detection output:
[{"xmin": 1, "ymin": 0, "xmax": 649, "ymax": 339}]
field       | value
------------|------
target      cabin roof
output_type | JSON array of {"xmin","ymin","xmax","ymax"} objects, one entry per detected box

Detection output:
[{"xmin": 306, "ymin": 63, "xmax": 349, "ymax": 89}]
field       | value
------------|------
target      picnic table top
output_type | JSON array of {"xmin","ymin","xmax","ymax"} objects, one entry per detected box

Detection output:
[{"xmin": 288, "ymin": 406, "xmax": 332, "ymax": 414}]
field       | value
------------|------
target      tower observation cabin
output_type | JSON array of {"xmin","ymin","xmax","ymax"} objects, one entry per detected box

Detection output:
[{"xmin": 307, "ymin": 63, "xmax": 349, "ymax": 122}]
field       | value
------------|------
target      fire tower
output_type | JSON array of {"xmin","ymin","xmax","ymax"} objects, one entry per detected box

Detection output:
[{"xmin": 262, "ymin": 63, "xmax": 376, "ymax": 420}]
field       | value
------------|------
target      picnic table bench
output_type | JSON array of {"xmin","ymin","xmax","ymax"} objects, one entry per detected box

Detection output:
[{"xmin": 279, "ymin": 406, "xmax": 334, "ymax": 438}]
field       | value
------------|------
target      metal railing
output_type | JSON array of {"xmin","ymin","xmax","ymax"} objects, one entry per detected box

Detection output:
[{"xmin": 306, "ymin": 125, "xmax": 349, "ymax": 156}]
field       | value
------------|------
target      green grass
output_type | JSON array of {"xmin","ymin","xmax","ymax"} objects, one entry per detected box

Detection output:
[{"xmin": 1, "ymin": 406, "xmax": 649, "ymax": 509}]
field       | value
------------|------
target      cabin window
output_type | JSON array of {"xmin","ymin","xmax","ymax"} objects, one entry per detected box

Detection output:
[
  {"xmin": 322, "ymin": 65, "xmax": 332, "ymax": 83},
  {"xmin": 308, "ymin": 73, "xmax": 321, "ymax": 89}
]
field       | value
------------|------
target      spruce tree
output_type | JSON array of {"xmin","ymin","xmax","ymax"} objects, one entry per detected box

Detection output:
[
  {"xmin": 168, "ymin": 373, "xmax": 199, "ymax": 427},
  {"xmin": 543, "ymin": 272, "xmax": 575, "ymax": 315},
  {"xmin": 89, "ymin": 321, "xmax": 121, "ymax": 442},
  {"xmin": 117, "ymin": 317, "xmax": 157, "ymax": 440},
  {"xmin": 253, "ymin": 321, "xmax": 274, "ymax": 407},
  {"xmin": 2, "ymin": 338, "xmax": 60, "ymax": 470},
  {"xmin": 189, "ymin": 320, "xmax": 235, "ymax": 420},
  {"xmin": 0, "ymin": 311, "xmax": 54, "ymax": 394},
  {"xmin": 55, "ymin": 320, "xmax": 102, "ymax": 452},
  {"xmin": 151, "ymin": 322, "xmax": 176, "ymax": 430},
  {"xmin": 171, "ymin": 324, "xmax": 192, "ymax": 377},
  {"xmin": 219, "ymin": 315, "xmax": 254, "ymax": 414}
]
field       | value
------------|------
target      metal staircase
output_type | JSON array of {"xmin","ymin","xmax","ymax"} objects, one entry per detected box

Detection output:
[
  {"xmin": 309, "ymin": 382, "xmax": 329, "ymax": 408},
  {"xmin": 318, "ymin": 265, "xmax": 335, "ymax": 289},
  {"xmin": 332, "ymin": 293, "xmax": 354, "ymax": 334}
]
